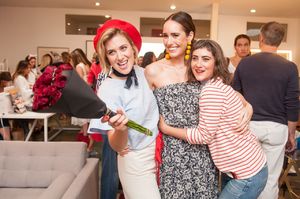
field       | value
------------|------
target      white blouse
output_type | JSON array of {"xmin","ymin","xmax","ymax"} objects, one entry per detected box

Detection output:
[{"xmin": 14, "ymin": 75, "xmax": 33, "ymax": 105}]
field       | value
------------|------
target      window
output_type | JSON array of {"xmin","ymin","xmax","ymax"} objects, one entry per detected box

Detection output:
[
  {"xmin": 65, "ymin": 14, "xmax": 111, "ymax": 35},
  {"xmin": 139, "ymin": 42, "xmax": 165, "ymax": 57}
]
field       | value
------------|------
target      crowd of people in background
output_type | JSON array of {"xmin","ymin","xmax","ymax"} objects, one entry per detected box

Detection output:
[{"xmin": 0, "ymin": 10, "xmax": 299, "ymax": 199}]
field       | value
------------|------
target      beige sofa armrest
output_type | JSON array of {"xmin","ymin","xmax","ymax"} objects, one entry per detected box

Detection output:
[
  {"xmin": 38, "ymin": 173, "xmax": 75, "ymax": 199},
  {"xmin": 62, "ymin": 158, "xmax": 99, "ymax": 199}
]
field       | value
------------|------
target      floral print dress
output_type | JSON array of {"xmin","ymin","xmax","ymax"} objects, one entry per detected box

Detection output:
[{"xmin": 154, "ymin": 81, "xmax": 218, "ymax": 199}]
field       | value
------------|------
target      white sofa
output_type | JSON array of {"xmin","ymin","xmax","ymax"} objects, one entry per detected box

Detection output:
[{"xmin": 0, "ymin": 141, "xmax": 99, "ymax": 199}]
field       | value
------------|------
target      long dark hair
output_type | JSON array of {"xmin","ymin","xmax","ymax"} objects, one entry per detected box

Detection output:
[
  {"xmin": 188, "ymin": 40, "xmax": 231, "ymax": 85},
  {"xmin": 25, "ymin": 55, "xmax": 37, "ymax": 68},
  {"xmin": 164, "ymin": 11, "xmax": 196, "ymax": 38},
  {"xmin": 140, "ymin": 52, "xmax": 155, "ymax": 68},
  {"xmin": 13, "ymin": 60, "xmax": 29, "ymax": 80},
  {"xmin": 71, "ymin": 48, "xmax": 92, "ymax": 68},
  {"xmin": 234, "ymin": 34, "xmax": 251, "ymax": 46}
]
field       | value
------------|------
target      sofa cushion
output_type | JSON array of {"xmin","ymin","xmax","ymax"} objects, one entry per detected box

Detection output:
[
  {"xmin": 0, "ymin": 141, "xmax": 86, "ymax": 188},
  {"xmin": 38, "ymin": 172, "xmax": 75, "ymax": 199},
  {"xmin": 0, "ymin": 188, "xmax": 45, "ymax": 199}
]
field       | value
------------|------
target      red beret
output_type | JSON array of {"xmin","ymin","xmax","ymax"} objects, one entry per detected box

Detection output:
[{"xmin": 93, "ymin": 19, "xmax": 142, "ymax": 53}]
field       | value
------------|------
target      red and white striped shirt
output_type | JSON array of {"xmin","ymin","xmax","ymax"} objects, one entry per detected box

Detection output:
[{"xmin": 186, "ymin": 78, "xmax": 266, "ymax": 179}]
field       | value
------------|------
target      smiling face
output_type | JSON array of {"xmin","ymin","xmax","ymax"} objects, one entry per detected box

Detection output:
[
  {"xmin": 191, "ymin": 48, "xmax": 215, "ymax": 83},
  {"xmin": 162, "ymin": 20, "xmax": 192, "ymax": 59},
  {"xmin": 234, "ymin": 37, "xmax": 250, "ymax": 58},
  {"xmin": 105, "ymin": 33, "xmax": 135, "ymax": 75}
]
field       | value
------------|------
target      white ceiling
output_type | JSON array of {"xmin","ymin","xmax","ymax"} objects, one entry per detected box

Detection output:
[{"xmin": 0, "ymin": 0, "xmax": 300, "ymax": 18}]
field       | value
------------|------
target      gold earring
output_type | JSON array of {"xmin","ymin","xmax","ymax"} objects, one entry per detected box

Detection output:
[
  {"xmin": 165, "ymin": 51, "xmax": 170, "ymax": 60},
  {"xmin": 185, "ymin": 42, "xmax": 192, "ymax": 60}
]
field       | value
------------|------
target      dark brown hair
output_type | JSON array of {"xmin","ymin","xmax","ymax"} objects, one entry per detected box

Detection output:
[
  {"xmin": 234, "ymin": 34, "xmax": 251, "ymax": 46},
  {"xmin": 188, "ymin": 40, "xmax": 231, "ymax": 85},
  {"xmin": 25, "ymin": 55, "xmax": 36, "ymax": 62},
  {"xmin": 0, "ymin": 71, "xmax": 12, "ymax": 82},
  {"xmin": 70, "ymin": 48, "xmax": 92, "ymax": 68},
  {"xmin": 13, "ymin": 60, "xmax": 29, "ymax": 80},
  {"xmin": 164, "ymin": 11, "xmax": 196, "ymax": 38},
  {"xmin": 61, "ymin": 51, "xmax": 71, "ymax": 64},
  {"xmin": 140, "ymin": 51, "xmax": 155, "ymax": 68}
]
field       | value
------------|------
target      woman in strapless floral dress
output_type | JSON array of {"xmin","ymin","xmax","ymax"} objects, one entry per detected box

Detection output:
[{"xmin": 145, "ymin": 11, "xmax": 218, "ymax": 199}]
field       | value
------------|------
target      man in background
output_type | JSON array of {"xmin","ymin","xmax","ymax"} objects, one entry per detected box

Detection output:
[{"xmin": 233, "ymin": 21, "xmax": 299, "ymax": 199}]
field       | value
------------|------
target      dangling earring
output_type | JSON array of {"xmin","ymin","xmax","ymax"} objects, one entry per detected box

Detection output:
[
  {"xmin": 185, "ymin": 42, "xmax": 192, "ymax": 60},
  {"xmin": 165, "ymin": 51, "xmax": 170, "ymax": 60}
]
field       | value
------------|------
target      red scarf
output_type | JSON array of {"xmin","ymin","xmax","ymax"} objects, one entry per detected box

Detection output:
[{"xmin": 155, "ymin": 131, "xmax": 164, "ymax": 185}]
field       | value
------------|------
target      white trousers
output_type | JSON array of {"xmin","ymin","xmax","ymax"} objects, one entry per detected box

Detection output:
[
  {"xmin": 250, "ymin": 121, "xmax": 288, "ymax": 199},
  {"xmin": 118, "ymin": 141, "xmax": 161, "ymax": 199}
]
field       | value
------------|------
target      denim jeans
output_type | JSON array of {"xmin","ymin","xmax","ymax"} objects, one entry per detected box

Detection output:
[
  {"xmin": 100, "ymin": 135, "xmax": 119, "ymax": 199},
  {"xmin": 219, "ymin": 164, "xmax": 268, "ymax": 199}
]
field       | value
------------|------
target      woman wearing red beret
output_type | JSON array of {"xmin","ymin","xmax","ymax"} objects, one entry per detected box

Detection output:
[{"xmin": 90, "ymin": 19, "xmax": 161, "ymax": 199}]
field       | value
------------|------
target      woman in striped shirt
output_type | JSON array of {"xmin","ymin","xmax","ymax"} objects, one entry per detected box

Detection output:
[{"xmin": 159, "ymin": 39, "xmax": 268, "ymax": 199}]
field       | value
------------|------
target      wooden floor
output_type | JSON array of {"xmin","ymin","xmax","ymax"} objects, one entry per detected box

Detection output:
[{"xmin": 30, "ymin": 114, "xmax": 103, "ymax": 157}]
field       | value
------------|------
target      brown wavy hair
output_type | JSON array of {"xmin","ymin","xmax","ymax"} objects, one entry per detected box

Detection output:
[
  {"xmin": 12, "ymin": 60, "xmax": 30, "ymax": 80},
  {"xmin": 187, "ymin": 40, "xmax": 231, "ymax": 85}
]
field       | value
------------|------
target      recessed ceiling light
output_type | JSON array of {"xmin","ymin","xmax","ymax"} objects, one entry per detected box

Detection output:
[
  {"xmin": 170, "ymin": 4, "xmax": 176, "ymax": 10},
  {"xmin": 95, "ymin": 2, "xmax": 100, "ymax": 6},
  {"xmin": 105, "ymin": 15, "xmax": 110, "ymax": 18},
  {"xmin": 67, "ymin": 22, "xmax": 71, "ymax": 26},
  {"xmin": 250, "ymin": 9, "xmax": 256, "ymax": 13}
]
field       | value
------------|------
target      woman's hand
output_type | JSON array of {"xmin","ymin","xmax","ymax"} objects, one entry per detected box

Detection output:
[
  {"xmin": 234, "ymin": 92, "xmax": 253, "ymax": 131},
  {"xmin": 159, "ymin": 115, "xmax": 169, "ymax": 135},
  {"xmin": 236, "ymin": 102, "xmax": 253, "ymax": 132},
  {"xmin": 108, "ymin": 109, "xmax": 128, "ymax": 133},
  {"xmin": 106, "ymin": 109, "xmax": 129, "ymax": 152},
  {"xmin": 158, "ymin": 115, "xmax": 187, "ymax": 140},
  {"xmin": 118, "ymin": 146, "xmax": 130, "ymax": 157}
]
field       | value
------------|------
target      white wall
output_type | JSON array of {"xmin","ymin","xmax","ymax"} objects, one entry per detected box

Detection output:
[
  {"xmin": 0, "ymin": 6, "xmax": 208, "ymax": 71},
  {"xmin": 218, "ymin": 15, "xmax": 299, "ymax": 60},
  {"xmin": 0, "ymin": 6, "xmax": 299, "ymax": 73}
]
